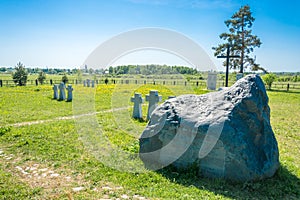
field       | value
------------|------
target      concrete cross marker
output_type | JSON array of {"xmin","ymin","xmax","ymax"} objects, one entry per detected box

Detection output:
[
  {"xmin": 58, "ymin": 82, "xmax": 66, "ymax": 101},
  {"xmin": 146, "ymin": 90, "xmax": 162, "ymax": 120},
  {"xmin": 53, "ymin": 84, "xmax": 59, "ymax": 99},
  {"xmin": 66, "ymin": 85, "xmax": 73, "ymax": 102},
  {"xmin": 131, "ymin": 93, "xmax": 144, "ymax": 119}
]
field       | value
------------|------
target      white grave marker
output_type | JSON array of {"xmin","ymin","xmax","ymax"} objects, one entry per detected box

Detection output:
[
  {"xmin": 207, "ymin": 72, "xmax": 217, "ymax": 90},
  {"xmin": 66, "ymin": 85, "xmax": 73, "ymax": 102},
  {"xmin": 131, "ymin": 93, "xmax": 144, "ymax": 119},
  {"xmin": 58, "ymin": 82, "xmax": 66, "ymax": 101},
  {"xmin": 146, "ymin": 90, "xmax": 162, "ymax": 120},
  {"xmin": 53, "ymin": 84, "xmax": 59, "ymax": 99}
]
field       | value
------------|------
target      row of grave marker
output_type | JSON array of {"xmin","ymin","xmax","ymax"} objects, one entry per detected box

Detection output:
[{"xmin": 53, "ymin": 82, "xmax": 73, "ymax": 102}]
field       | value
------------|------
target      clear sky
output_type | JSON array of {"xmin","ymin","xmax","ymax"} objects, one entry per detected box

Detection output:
[{"xmin": 0, "ymin": 0, "xmax": 299, "ymax": 72}]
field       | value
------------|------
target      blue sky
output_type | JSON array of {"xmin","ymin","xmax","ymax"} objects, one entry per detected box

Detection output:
[{"xmin": 0, "ymin": 0, "xmax": 299, "ymax": 72}]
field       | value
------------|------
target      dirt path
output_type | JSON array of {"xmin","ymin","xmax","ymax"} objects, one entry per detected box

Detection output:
[
  {"xmin": 0, "ymin": 148, "xmax": 147, "ymax": 199},
  {"xmin": 10, "ymin": 106, "xmax": 130, "ymax": 127}
]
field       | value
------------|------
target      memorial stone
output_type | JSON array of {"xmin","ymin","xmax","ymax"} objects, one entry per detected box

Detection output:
[
  {"xmin": 207, "ymin": 72, "xmax": 217, "ymax": 90},
  {"xmin": 87, "ymin": 79, "xmax": 91, "ymax": 87},
  {"xmin": 131, "ymin": 93, "xmax": 144, "ymax": 119},
  {"xmin": 140, "ymin": 75, "xmax": 279, "ymax": 182},
  {"xmin": 58, "ymin": 82, "xmax": 66, "ymax": 101},
  {"xmin": 146, "ymin": 90, "xmax": 162, "ymax": 120},
  {"xmin": 66, "ymin": 85, "xmax": 73, "ymax": 102},
  {"xmin": 53, "ymin": 84, "xmax": 59, "ymax": 99}
]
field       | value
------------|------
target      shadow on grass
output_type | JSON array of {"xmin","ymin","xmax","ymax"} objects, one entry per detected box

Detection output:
[{"xmin": 157, "ymin": 164, "xmax": 300, "ymax": 199}]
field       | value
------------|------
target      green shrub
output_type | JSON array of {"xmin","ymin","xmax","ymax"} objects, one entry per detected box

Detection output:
[{"xmin": 262, "ymin": 73, "xmax": 277, "ymax": 89}]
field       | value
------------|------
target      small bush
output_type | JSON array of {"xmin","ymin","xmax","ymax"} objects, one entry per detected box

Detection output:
[{"xmin": 262, "ymin": 73, "xmax": 277, "ymax": 90}]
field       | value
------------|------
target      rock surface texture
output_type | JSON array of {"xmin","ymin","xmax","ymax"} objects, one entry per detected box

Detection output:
[{"xmin": 139, "ymin": 74, "xmax": 279, "ymax": 181}]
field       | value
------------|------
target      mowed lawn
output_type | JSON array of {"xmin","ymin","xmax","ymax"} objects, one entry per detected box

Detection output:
[{"xmin": 0, "ymin": 84, "xmax": 299, "ymax": 199}]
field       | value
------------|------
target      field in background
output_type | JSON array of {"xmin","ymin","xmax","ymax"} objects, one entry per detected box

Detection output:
[
  {"xmin": 0, "ymin": 83, "xmax": 299, "ymax": 199},
  {"xmin": 1, "ymin": 73, "xmax": 300, "ymax": 92}
]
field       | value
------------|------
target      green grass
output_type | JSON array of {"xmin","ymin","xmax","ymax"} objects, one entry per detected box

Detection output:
[
  {"xmin": 0, "ymin": 167, "xmax": 41, "ymax": 199},
  {"xmin": 0, "ymin": 84, "xmax": 299, "ymax": 199},
  {"xmin": 0, "ymin": 86, "xmax": 73, "ymax": 125}
]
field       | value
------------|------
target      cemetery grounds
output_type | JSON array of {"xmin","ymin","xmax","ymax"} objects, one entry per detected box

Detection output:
[{"xmin": 0, "ymin": 78, "xmax": 299, "ymax": 199}]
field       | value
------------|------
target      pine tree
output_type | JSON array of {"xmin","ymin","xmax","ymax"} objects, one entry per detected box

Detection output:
[
  {"xmin": 12, "ymin": 62, "xmax": 28, "ymax": 86},
  {"xmin": 37, "ymin": 71, "xmax": 46, "ymax": 84},
  {"xmin": 62, "ymin": 74, "xmax": 68, "ymax": 84},
  {"xmin": 213, "ymin": 5, "xmax": 263, "ymax": 73}
]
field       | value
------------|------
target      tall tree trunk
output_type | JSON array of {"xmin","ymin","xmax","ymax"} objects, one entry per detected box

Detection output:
[{"xmin": 240, "ymin": 14, "xmax": 245, "ymax": 73}]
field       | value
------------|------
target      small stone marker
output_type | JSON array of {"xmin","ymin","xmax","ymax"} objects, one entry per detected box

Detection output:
[
  {"xmin": 83, "ymin": 80, "xmax": 86, "ymax": 87},
  {"xmin": 207, "ymin": 72, "xmax": 217, "ymax": 90},
  {"xmin": 50, "ymin": 79, "xmax": 53, "ymax": 85},
  {"xmin": 146, "ymin": 90, "xmax": 162, "ymax": 120},
  {"xmin": 58, "ymin": 82, "xmax": 66, "ymax": 101},
  {"xmin": 236, "ymin": 73, "xmax": 243, "ymax": 81},
  {"xmin": 35, "ymin": 79, "xmax": 38, "ymax": 86},
  {"xmin": 53, "ymin": 84, "xmax": 59, "ymax": 99},
  {"xmin": 91, "ymin": 80, "xmax": 95, "ymax": 88},
  {"xmin": 66, "ymin": 85, "xmax": 73, "ymax": 102},
  {"xmin": 131, "ymin": 93, "xmax": 144, "ymax": 119},
  {"xmin": 87, "ymin": 79, "xmax": 90, "ymax": 87}
]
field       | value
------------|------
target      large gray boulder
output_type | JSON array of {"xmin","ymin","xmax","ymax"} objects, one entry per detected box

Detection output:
[{"xmin": 139, "ymin": 74, "xmax": 279, "ymax": 182}]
